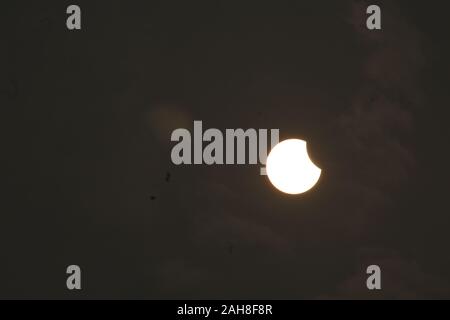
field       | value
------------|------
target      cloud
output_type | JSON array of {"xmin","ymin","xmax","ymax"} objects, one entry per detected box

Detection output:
[
  {"xmin": 317, "ymin": 0, "xmax": 436, "ymax": 298},
  {"xmin": 337, "ymin": 0, "xmax": 424, "ymax": 203}
]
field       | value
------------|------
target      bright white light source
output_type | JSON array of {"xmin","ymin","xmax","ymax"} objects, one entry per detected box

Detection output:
[{"xmin": 266, "ymin": 139, "xmax": 321, "ymax": 195}]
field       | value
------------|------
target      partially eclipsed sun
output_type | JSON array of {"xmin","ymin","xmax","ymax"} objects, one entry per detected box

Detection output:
[{"xmin": 266, "ymin": 139, "xmax": 321, "ymax": 195}]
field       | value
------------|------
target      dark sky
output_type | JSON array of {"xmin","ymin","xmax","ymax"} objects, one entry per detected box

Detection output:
[{"xmin": 1, "ymin": 0, "xmax": 450, "ymax": 299}]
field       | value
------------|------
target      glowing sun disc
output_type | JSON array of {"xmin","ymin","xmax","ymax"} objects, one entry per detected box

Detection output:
[{"xmin": 266, "ymin": 139, "xmax": 321, "ymax": 195}]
